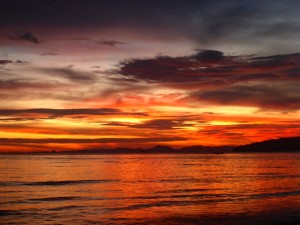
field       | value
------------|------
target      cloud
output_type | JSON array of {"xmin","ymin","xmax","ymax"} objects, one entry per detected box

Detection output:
[
  {"xmin": 118, "ymin": 50, "xmax": 300, "ymax": 83},
  {"xmin": 0, "ymin": 79, "xmax": 64, "ymax": 91},
  {"xmin": 9, "ymin": 32, "xmax": 40, "ymax": 44},
  {"xmin": 193, "ymin": 50, "xmax": 224, "ymax": 62},
  {"xmin": 0, "ymin": 60, "xmax": 13, "ymax": 65},
  {"xmin": 0, "ymin": 137, "xmax": 186, "ymax": 144},
  {"xmin": 0, "ymin": 108, "xmax": 147, "ymax": 119},
  {"xmin": 41, "ymin": 67, "xmax": 97, "ymax": 83},
  {"xmin": 131, "ymin": 119, "xmax": 184, "ymax": 130},
  {"xmin": 69, "ymin": 37, "xmax": 126, "ymax": 47},
  {"xmin": 118, "ymin": 50, "xmax": 232, "ymax": 83},
  {"xmin": 117, "ymin": 50, "xmax": 300, "ymax": 110},
  {"xmin": 0, "ymin": 65, "xmax": 114, "ymax": 104},
  {"xmin": 197, "ymin": 122, "xmax": 300, "ymax": 144},
  {"xmin": 286, "ymin": 67, "xmax": 300, "ymax": 79},
  {"xmin": 95, "ymin": 39, "xmax": 126, "ymax": 47},
  {"xmin": 41, "ymin": 52, "xmax": 58, "ymax": 56},
  {"xmin": 0, "ymin": 60, "xmax": 27, "ymax": 65},
  {"xmin": 1, "ymin": 1, "xmax": 300, "ymax": 53},
  {"xmin": 190, "ymin": 84, "xmax": 300, "ymax": 110}
]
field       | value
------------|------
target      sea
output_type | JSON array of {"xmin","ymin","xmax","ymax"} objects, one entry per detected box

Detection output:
[{"xmin": 0, "ymin": 153, "xmax": 299, "ymax": 225}]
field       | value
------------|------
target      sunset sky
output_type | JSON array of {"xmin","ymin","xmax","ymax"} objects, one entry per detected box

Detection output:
[{"xmin": 0, "ymin": 0, "xmax": 300, "ymax": 152}]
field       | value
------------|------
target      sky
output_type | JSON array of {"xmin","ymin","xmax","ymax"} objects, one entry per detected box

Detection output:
[{"xmin": 0, "ymin": 0, "xmax": 300, "ymax": 152}]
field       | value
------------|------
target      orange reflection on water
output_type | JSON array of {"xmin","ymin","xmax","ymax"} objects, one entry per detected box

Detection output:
[{"xmin": 0, "ymin": 154, "xmax": 299, "ymax": 224}]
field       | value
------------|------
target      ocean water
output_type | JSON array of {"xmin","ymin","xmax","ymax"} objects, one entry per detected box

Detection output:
[{"xmin": 0, "ymin": 153, "xmax": 299, "ymax": 225}]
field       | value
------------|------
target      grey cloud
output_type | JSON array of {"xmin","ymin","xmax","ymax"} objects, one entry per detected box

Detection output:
[
  {"xmin": 0, "ymin": 60, "xmax": 27, "ymax": 65},
  {"xmin": 131, "ymin": 119, "xmax": 184, "ymax": 130},
  {"xmin": 191, "ymin": 84, "xmax": 300, "ymax": 110},
  {"xmin": 69, "ymin": 37, "xmax": 126, "ymax": 47},
  {"xmin": 286, "ymin": 67, "xmax": 300, "ymax": 79},
  {"xmin": 41, "ymin": 67, "xmax": 96, "ymax": 83},
  {"xmin": 0, "ymin": 79, "xmax": 62, "ymax": 90},
  {"xmin": 2, "ymin": 1, "xmax": 300, "ymax": 52},
  {"xmin": 9, "ymin": 32, "xmax": 40, "ymax": 44},
  {"xmin": 96, "ymin": 39, "xmax": 126, "ymax": 47},
  {"xmin": 0, "ymin": 60, "xmax": 13, "ymax": 65},
  {"xmin": 193, "ymin": 50, "xmax": 224, "ymax": 62},
  {"xmin": 0, "ymin": 137, "xmax": 186, "ymax": 144},
  {"xmin": 118, "ymin": 50, "xmax": 300, "ymax": 85},
  {"xmin": 41, "ymin": 52, "xmax": 59, "ymax": 56},
  {"xmin": 0, "ymin": 108, "xmax": 147, "ymax": 119}
]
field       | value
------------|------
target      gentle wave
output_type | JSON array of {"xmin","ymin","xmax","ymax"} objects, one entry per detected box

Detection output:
[
  {"xmin": 1, "ymin": 154, "xmax": 299, "ymax": 225},
  {"xmin": 0, "ymin": 209, "xmax": 27, "ymax": 216},
  {"xmin": 48, "ymin": 205, "xmax": 85, "ymax": 211},
  {"xmin": 3, "ymin": 189, "xmax": 299, "ymax": 208},
  {"xmin": 155, "ymin": 188, "xmax": 225, "ymax": 194},
  {"xmin": 30, "ymin": 196, "xmax": 82, "ymax": 202},
  {"xmin": 250, "ymin": 190, "xmax": 300, "ymax": 199},
  {"xmin": 0, "ymin": 179, "xmax": 118, "ymax": 186},
  {"xmin": 107, "ymin": 190, "xmax": 300, "ymax": 211}
]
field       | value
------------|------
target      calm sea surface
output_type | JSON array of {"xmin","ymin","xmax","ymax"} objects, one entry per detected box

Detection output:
[{"xmin": 0, "ymin": 154, "xmax": 299, "ymax": 225}]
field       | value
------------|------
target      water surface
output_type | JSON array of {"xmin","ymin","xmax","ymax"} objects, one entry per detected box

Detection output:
[{"xmin": 0, "ymin": 154, "xmax": 299, "ymax": 225}]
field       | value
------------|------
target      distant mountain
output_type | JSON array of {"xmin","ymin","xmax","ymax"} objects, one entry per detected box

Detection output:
[
  {"xmin": 148, "ymin": 145, "xmax": 174, "ymax": 153},
  {"xmin": 2, "ymin": 137, "xmax": 299, "ymax": 154},
  {"xmin": 180, "ymin": 145, "xmax": 233, "ymax": 154},
  {"xmin": 60, "ymin": 145, "xmax": 233, "ymax": 154},
  {"xmin": 232, "ymin": 137, "xmax": 300, "ymax": 152},
  {"xmin": 64, "ymin": 147, "xmax": 145, "ymax": 154}
]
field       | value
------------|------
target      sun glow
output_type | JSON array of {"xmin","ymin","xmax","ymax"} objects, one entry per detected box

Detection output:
[{"xmin": 105, "ymin": 117, "xmax": 147, "ymax": 123}]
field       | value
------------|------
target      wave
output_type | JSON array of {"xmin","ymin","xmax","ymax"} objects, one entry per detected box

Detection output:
[
  {"xmin": 0, "ymin": 179, "xmax": 118, "ymax": 187},
  {"xmin": 155, "ymin": 188, "xmax": 225, "ymax": 194},
  {"xmin": 48, "ymin": 205, "xmax": 84, "ymax": 211},
  {"xmin": 30, "ymin": 196, "xmax": 82, "ymax": 202},
  {"xmin": 107, "ymin": 190, "xmax": 300, "ymax": 211},
  {"xmin": 0, "ymin": 209, "xmax": 28, "ymax": 216},
  {"xmin": 250, "ymin": 190, "xmax": 300, "ymax": 199}
]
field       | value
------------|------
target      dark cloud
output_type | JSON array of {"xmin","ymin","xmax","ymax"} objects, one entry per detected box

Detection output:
[
  {"xmin": 9, "ymin": 32, "xmax": 40, "ymax": 44},
  {"xmin": 118, "ymin": 50, "xmax": 300, "ymax": 110},
  {"xmin": 286, "ymin": 67, "xmax": 300, "ymax": 79},
  {"xmin": 191, "ymin": 84, "xmax": 300, "ymax": 110},
  {"xmin": 0, "ymin": 137, "xmax": 186, "ymax": 144},
  {"xmin": 103, "ymin": 118, "xmax": 199, "ymax": 130},
  {"xmin": 230, "ymin": 73, "xmax": 279, "ymax": 83},
  {"xmin": 0, "ymin": 108, "xmax": 147, "ymax": 119},
  {"xmin": 249, "ymin": 54, "xmax": 300, "ymax": 68},
  {"xmin": 118, "ymin": 50, "xmax": 300, "ymax": 84},
  {"xmin": 96, "ymin": 39, "xmax": 126, "ymax": 47},
  {"xmin": 0, "ymin": 60, "xmax": 13, "ymax": 65},
  {"xmin": 0, "ymin": 60, "xmax": 27, "ymax": 65},
  {"xmin": 1, "ymin": 0, "xmax": 299, "ymax": 51},
  {"xmin": 118, "ymin": 49, "xmax": 230, "ymax": 85},
  {"xmin": 0, "ymin": 117, "xmax": 40, "ymax": 122},
  {"xmin": 41, "ymin": 52, "xmax": 58, "ymax": 56},
  {"xmin": 193, "ymin": 50, "xmax": 224, "ymax": 62},
  {"xmin": 69, "ymin": 37, "xmax": 126, "ymax": 47},
  {"xmin": 131, "ymin": 119, "xmax": 184, "ymax": 130},
  {"xmin": 198, "ymin": 122, "xmax": 300, "ymax": 144},
  {"xmin": 69, "ymin": 37, "xmax": 90, "ymax": 41}
]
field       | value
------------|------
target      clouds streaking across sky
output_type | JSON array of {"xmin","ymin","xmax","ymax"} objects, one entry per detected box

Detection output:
[{"xmin": 0, "ymin": 0, "xmax": 300, "ymax": 152}]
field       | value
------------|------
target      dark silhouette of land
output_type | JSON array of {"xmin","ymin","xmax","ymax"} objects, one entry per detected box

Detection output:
[
  {"xmin": 0, "ymin": 137, "xmax": 299, "ymax": 154},
  {"xmin": 60, "ymin": 137, "xmax": 300, "ymax": 154},
  {"xmin": 59, "ymin": 145, "xmax": 234, "ymax": 155},
  {"xmin": 232, "ymin": 137, "xmax": 300, "ymax": 152}
]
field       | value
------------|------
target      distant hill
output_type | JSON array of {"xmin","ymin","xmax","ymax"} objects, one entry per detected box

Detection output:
[
  {"xmin": 148, "ymin": 145, "xmax": 174, "ymax": 153},
  {"xmin": 2, "ymin": 137, "xmax": 299, "ymax": 154},
  {"xmin": 60, "ymin": 145, "xmax": 233, "ymax": 154},
  {"xmin": 232, "ymin": 137, "xmax": 300, "ymax": 152},
  {"xmin": 180, "ymin": 145, "xmax": 233, "ymax": 154}
]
